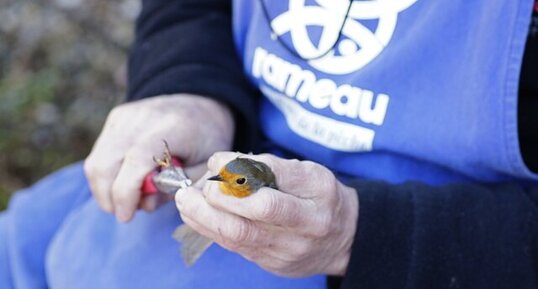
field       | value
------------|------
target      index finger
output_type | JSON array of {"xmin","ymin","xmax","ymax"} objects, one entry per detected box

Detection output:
[
  {"xmin": 203, "ymin": 180, "xmax": 316, "ymax": 228},
  {"xmin": 84, "ymin": 132, "xmax": 128, "ymax": 213}
]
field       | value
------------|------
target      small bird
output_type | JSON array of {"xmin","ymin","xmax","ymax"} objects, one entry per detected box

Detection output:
[
  {"xmin": 173, "ymin": 157, "xmax": 277, "ymax": 266},
  {"xmin": 207, "ymin": 157, "xmax": 278, "ymax": 197}
]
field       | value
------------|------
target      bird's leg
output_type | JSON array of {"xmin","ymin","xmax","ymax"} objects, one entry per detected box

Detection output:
[
  {"xmin": 151, "ymin": 140, "xmax": 192, "ymax": 194},
  {"xmin": 153, "ymin": 140, "xmax": 173, "ymax": 169}
]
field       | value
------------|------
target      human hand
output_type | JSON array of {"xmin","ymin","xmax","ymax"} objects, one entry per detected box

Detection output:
[
  {"xmin": 84, "ymin": 94, "xmax": 234, "ymax": 222},
  {"xmin": 176, "ymin": 152, "xmax": 359, "ymax": 277}
]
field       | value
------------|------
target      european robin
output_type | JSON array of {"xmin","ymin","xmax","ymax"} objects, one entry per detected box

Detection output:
[
  {"xmin": 208, "ymin": 157, "xmax": 278, "ymax": 197},
  {"xmin": 173, "ymin": 157, "xmax": 278, "ymax": 266}
]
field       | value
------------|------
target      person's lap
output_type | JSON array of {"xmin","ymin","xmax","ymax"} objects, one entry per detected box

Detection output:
[{"xmin": 0, "ymin": 162, "xmax": 326, "ymax": 289}]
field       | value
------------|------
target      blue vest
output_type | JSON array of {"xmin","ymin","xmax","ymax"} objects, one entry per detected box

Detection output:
[{"xmin": 233, "ymin": 0, "xmax": 538, "ymax": 185}]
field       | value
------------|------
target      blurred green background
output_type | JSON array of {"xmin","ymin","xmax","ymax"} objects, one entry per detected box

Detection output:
[{"xmin": 0, "ymin": 0, "xmax": 139, "ymax": 210}]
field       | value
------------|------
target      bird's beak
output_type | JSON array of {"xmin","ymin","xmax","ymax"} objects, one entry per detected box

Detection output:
[{"xmin": 207, "ymin": 175, "xmax": 223, "ymax": 182}]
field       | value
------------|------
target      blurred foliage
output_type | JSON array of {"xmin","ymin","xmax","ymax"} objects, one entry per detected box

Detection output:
[{"xmin": 0, "ymin": 0, "xmax": 140, "ymax": 210}]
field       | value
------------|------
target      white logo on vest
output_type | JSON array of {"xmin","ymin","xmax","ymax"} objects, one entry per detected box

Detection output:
[{"xmin": 270, "ymin": 0, "xmax": 418, "ymax": 75}]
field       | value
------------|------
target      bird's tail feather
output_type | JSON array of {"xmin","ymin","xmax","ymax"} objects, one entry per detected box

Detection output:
[{"xmin": 172, "ymin": 224, "xmax": 214, "ymax": 266}]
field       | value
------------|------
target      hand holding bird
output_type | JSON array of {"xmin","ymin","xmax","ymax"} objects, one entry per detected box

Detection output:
[{"xmin": 176, "ymin": 152, "xmax": 359, "ymax": 277}]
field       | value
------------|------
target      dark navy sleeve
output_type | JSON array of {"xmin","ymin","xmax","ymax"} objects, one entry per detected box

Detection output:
[
  {"xmin": 127, "ymin": 0, "xmax": 260, "ymax": 151},
  {"xmin": 337, "ymin": 181, "xmax": 538, "ymax": 289}
]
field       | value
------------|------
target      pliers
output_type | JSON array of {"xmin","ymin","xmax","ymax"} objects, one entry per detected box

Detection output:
[{"xmin": 140, "ymin": 142, "xmax": 192, "ymax": 196}]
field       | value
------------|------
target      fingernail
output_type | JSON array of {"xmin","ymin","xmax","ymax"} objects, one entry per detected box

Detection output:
[
  {"xmin": 175, "ymin": 191, "xmax": 184, "ymax": 209},
  {"xmin": 102, "ymin": 203, "xmax": 115, "ymax": 214},
  {"xmin": 142, "ymin": 195, "xmax": 158, "ymax": 212},
  {"xmin": 116, "ymin": 205, "xmax": 131, "ymax": 223},
  {"xmin": 207, "ymin": 154, "xmax": 217, "ymax": 170}
]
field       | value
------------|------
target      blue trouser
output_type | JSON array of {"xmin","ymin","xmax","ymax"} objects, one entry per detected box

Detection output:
[{"xmin": 0, "ymin": 163, "xmax": 326, "ymax": 289}]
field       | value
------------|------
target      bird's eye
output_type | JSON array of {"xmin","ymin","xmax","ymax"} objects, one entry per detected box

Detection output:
[{"xmin": 236, "ymin": 177, "xmax": 246, "ymax": 185}]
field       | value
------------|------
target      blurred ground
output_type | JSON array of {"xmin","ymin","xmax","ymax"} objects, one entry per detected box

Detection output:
[{"xmin": 0, "ymin": 0, "xmax": 140, "ymax": 210}]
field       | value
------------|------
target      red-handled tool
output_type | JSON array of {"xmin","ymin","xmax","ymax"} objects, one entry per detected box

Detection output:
[{"xmin": 140, "ymin": 142, "xmax": 192, "ymax": 196}]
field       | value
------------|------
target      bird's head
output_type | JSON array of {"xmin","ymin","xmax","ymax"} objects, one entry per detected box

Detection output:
[{"xmin": 208, "ymin": 157, "xmax": 277, "ymax": 198}]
